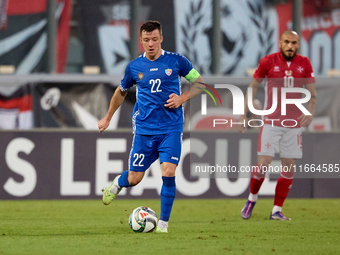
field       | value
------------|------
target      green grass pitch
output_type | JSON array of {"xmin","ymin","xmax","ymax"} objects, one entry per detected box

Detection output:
[{"xmin": 0, "ymin": 199, "xmax": 339, "ymax": 255}]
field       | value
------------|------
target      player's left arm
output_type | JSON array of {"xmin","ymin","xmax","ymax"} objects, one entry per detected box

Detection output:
[
  {"xmin": 298, "ymin": 83, "xmax": 317, "ymax": 127},
  {"xmin": 164, "ymin": 69, "xmax": 205, "ymax": 109}
]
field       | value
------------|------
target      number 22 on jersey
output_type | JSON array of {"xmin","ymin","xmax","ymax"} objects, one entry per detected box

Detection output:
[{"xmin": 150, "ymin": 79, "xmax": 162, "ymax": 93}]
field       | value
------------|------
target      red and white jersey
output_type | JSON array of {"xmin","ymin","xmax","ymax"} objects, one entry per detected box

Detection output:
[{"xmin": 253, "ymin": 52, "xmax": 315, "ymax": 128}]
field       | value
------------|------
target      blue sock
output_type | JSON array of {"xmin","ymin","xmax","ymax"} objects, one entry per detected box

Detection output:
[
  {"xmin": 118, "ymin": 170, "xmax": 130, "ymax": 187},
  {"xmin": 160, "ymin": 176, "xmax": 176, "ymax": 222}
]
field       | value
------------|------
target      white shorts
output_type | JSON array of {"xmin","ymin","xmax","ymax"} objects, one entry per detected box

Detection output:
[{"xmin": 257, "ymin": 125, "xmax": 302, "ymax": 158}]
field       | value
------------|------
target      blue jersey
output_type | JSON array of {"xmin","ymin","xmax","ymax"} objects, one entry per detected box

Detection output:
[{"xmin": 120, "ymin": 50, "xmax": 193, "ymax": 135}]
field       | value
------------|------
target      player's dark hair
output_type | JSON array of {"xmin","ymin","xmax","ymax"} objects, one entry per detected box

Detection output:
[{"xmin": 140, "ymin": 20, "xmax": 162, "ymax": 36}]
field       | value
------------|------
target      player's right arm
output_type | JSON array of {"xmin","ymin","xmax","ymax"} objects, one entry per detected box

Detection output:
[
  {"xmin": 98, "ymin": 62, "xmax": 134, "ymax": 133},
  {"xmin": 98, "ymin": 86, "xmax": 128, "ymax": 133},
  {"xmin": 238, "ymin": 78, "xmax": 262, "ymax": 133}
]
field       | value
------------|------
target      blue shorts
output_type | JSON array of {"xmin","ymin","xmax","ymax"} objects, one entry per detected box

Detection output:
[{"xmin": 129, "ymin": 132, "xmax": 182, "ymax": 172}]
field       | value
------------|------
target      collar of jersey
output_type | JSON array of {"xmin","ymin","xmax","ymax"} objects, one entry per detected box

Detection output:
[{"xmin": 142, "ymin": 49, "xmax": 165, "ymax": 61}]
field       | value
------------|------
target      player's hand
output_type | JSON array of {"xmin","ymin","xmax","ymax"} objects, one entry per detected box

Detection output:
[
  {"xmin": 164, "ymin": 93, "xmax": 183, "ymax": 109},
  {"xmin": 237, "ymin": 115, "xmax": 248, "ymax": 134},
  {"xmin": 98, "ymin": 117, "xmax": 110, "ymax": 133},
  {"xmin": 298, "ymin": 114, "xmax": 313, "ymax": 127}
]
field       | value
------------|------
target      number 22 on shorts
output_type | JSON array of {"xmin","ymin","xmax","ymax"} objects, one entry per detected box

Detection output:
[{"xmin": 133, "ymin": 153, "xmax": 145, "ymax": 167}]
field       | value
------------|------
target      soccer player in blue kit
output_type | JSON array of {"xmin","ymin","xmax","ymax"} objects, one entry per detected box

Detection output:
[{"xmin": 98, "ymin": 20, "xmax": 205, "ymax": 233}]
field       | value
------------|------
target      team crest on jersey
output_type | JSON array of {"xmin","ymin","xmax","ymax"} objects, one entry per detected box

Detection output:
[
  {"xmin": 138, "ymin": 72, "xmax": 144, "ymax": 80},
  {"xmin": 297, "ymin": 66, "xmax": 304, "ymax": 73},
  {"xmin": 285, "ymin": 70, "xmax": 292, "ymax": 76},
  {"xmin": 165, "ymin": 69, "xmax": 172, "ymax": 76}
]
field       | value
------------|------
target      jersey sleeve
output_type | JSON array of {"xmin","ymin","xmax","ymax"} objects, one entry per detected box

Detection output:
[
  {"xmin": 119, "ymin": 62, "xmax": 135, "ymax": 92},
  {"xmin": 253, "ymin": 56, "xmax": 268, "ymax": 82},
  {"xmin": 176, "ymin": 54, "xmax": 201, "ymax": 83},
  {"xmin": 177, "ymin": 54, "xmax": 194, "ymax": 78},
  {"xmin": 304, "ymin": 58, "xmax": 316, "ymax": 84}
]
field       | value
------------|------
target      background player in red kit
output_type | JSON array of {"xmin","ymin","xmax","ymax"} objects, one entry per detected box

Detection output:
[{"xmin": 238, "ymin": 31, "xmax": 317, "ymax": 220}]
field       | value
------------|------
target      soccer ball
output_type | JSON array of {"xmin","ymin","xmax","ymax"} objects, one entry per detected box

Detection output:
[{"xmin": 129, "ymin": 206, "xmax": 158, "ymax": 233}]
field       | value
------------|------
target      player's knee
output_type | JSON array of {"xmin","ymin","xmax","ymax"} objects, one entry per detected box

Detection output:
[
  {"xmin": 161, "ymin": 162, "xmax": 177, "ymax": 177},
  {"xmin": 258, "ymin": 156, "xmax": 272, "ymax": 169},
  {"xmin": 258, "ymin": 161, "xmax": 271, "ymax": 171},
  {"xmin": 163, "ymin": 167, "xmax": 176, "ymax": 177},
  {"xmin": 128, "ymin": 177, "xmax": 141, "ymax": 186},
  {"xmin": 128, "ymin": 173, "xmax": 143, "ymax": 186},
  {"xmin": 281, "ymin": 158, "xmax": 296, "ymax": 171}
]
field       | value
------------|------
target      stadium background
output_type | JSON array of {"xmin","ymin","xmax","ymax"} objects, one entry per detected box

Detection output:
[{"xmin": 0, "ymin": 0, "xmax": 340, "ymax": 200}]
